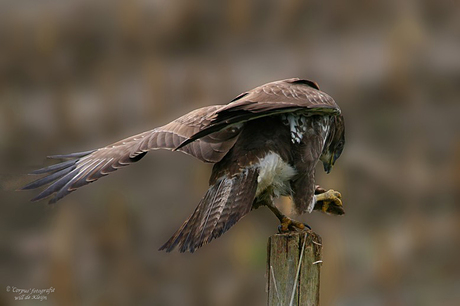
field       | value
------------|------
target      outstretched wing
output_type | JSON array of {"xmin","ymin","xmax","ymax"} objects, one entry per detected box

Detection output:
[
  {"xmin": 159, "ymin": 167, "xmax": 259, "ymax": 253},
  {"xmin": 177, "ymin": 78, "xmax": 341, "ymax": 149},
  {"xmin": 22, "ymin": 78, "xmax": 338, "ymax": 204},
  {"xmin": 21, "ymin": 105, "xmax": 241, "ymax": 203}
]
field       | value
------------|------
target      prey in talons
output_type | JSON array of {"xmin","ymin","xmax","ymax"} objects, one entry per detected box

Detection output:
[{"xmin": 314, "ymin": 187, "xmax": 344, "ymax": 216}]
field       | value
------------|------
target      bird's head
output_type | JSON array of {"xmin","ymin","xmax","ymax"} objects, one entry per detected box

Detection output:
[{"xmin": 320, "ymin": 115, "xmax": 345, "ymax": 174}]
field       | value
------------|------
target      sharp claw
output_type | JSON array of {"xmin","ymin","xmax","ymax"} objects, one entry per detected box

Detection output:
[
  {"xmin": 336, "ymin": 198, "xmax": 343, "ymax": 206},
  {"xmin": 278, "ymin": 217, "xmax": 310, "ymax": 233},
  {"xmin": 316, "ymin": 189, "xmax": 343, "ymax": 206},
  {"xmin": 314, "ymin": 189, "xmax": 345, "ymax": 215},
  {"xmin": 278, "ymin": 224, "xmax": 290, "ymax": 233}
]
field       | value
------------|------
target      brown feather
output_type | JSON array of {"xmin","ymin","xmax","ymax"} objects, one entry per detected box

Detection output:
[
  {"xmin": 176, "ymin": 78, "xmax": 340, "ymax": 149},
  {"xmin": 159, "ymin": 167, "xmax": 259, "ymax": 253},
  {"xmin": 22, "ymin": 106, "xmax": 240, "ymax": 203}
]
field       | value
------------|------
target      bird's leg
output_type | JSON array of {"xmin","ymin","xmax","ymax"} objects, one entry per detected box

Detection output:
[
  {"xmin": 266, "ymin": 203, "xmax": 311, "ymax": 233},
  {"xmin": 313, "ymin": 187, "xmax": 345, "ymax": 215}
]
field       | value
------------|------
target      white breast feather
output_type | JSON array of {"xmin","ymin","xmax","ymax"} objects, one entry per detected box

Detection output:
[{"xmin": 255, "ymin": 153, "xmax": 296, "ymax": 197}]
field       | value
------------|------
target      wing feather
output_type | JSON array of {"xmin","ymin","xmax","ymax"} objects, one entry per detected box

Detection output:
[
  {"xmin": 159, "ymin": 167, "xmax": 259, "ymax": 253},
  {"xmin": 22, "ymin": 106, "xmax": 241, "ymax": 203},
  {"xmin": 176, "ymin": 78, "xmax": 340, "ymax": 149}
]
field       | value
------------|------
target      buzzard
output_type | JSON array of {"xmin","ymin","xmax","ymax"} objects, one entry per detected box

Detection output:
[{"xmin": 22, "ymin": 78, "xmax": 345, "ymax": 253}]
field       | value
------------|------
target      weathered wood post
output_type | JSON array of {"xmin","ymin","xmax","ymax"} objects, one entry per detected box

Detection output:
[{"xmin": 267, "ymin": 230, "xmax": 322, "ymax": 306}]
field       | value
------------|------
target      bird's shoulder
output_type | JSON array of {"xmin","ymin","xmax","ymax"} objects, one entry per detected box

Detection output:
[{"xmin": 222, "ymin": 78, "xmax": 340, "ymax": 113}]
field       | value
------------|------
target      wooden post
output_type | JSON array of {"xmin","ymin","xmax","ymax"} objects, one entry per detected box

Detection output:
[{"xmin": 267, "ymin": 230, "xmax": 322, "ymax": 306}]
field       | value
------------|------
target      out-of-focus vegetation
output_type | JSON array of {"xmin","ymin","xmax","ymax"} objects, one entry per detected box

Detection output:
[{"xmin": 1, "ymin": 0, "xmax": 459, "ymax": 305}]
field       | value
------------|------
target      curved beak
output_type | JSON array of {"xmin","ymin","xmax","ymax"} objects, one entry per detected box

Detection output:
[
  {"xmin": 322, "ymin": 154, "xmax": 334, "ymax": 174},
  {"xmin": 323, "ymin": 161, "xmax": 332, "ymax": 174}
]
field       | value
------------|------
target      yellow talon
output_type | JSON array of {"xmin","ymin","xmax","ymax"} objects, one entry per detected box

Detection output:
[
  {"xmin": 316, "ymin": 189, "xmax": 342, "ymax": 206},
  {"xmin": 315, "ymin": 189, "xmax": 345, "ymax": 215},
  {"xmin": 279, "ymin": 216, "xmax": 310, "ymax": 233}
]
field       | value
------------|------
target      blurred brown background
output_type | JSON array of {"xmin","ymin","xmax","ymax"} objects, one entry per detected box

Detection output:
[{"xmin": 1, "ymin": 0, "xmax": 459, "ymax": 305}]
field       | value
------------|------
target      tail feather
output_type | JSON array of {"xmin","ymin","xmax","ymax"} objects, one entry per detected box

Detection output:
[{"xmin": 159, "ymin": 167, "xmax": 259, "ymax": 253}]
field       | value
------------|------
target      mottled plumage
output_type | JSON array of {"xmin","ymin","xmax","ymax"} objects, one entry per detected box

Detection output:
[{"xmin": 22, "ymin": 78, "xmax": 345, "ymax": 253}]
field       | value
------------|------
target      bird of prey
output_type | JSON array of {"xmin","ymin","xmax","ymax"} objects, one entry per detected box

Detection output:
[{"xmin": 22, "ymin": 78, "xmax": 345, "ymax": 253}]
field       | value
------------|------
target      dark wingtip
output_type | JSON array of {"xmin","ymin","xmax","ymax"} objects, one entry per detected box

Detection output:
[
  {"xmin": 47, "ymin": 149, "xmax": 96, "ymax": 159},
  {"xmin": 22, "ymin": 165, "xmax": 77, "ymax": 190},
  {"xmin": 21, "ymin": 149, "xmax": 95, "ymax": 203},
  {"xmin": 21, "ymin": 183, "xmax": 37, "ymax": 191},
  {"xmin": 30, "ymin": 190, "xmax": 60, "ymax": 204},
  {"xmin": 158, "ymin": 244, "xmax": 173, "ymax": 253},
  {"xmin": 30, "ymin": 193, "xmax": 50, "ymax": 202},
  {"xmin": 48, "ymin": 196, "xmax": 58, "ymax": 205},
  {"xmin": 30, "ymin": 159, "xmax": 78, "ymax": 175}
]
